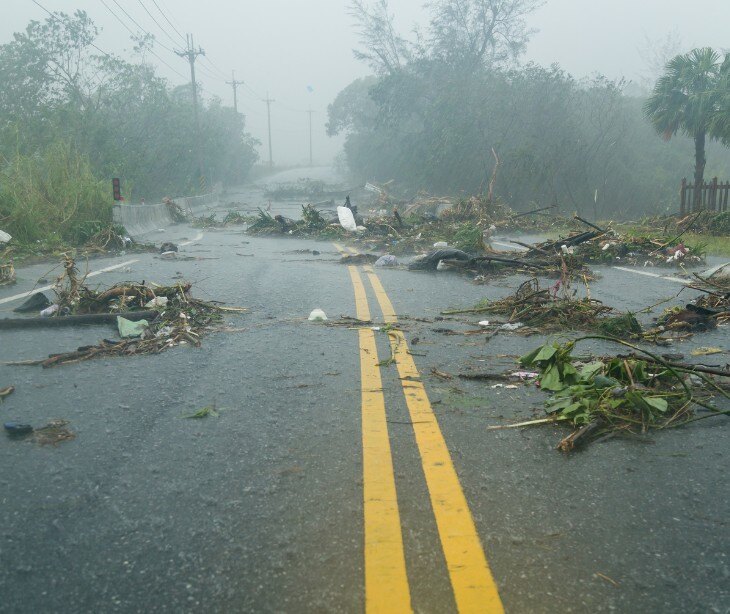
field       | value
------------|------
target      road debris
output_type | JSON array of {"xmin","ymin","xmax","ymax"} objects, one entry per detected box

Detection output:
[
  {"xmin": 30, "ymin": 419, "xmax": 75, "ymax": 445},
  {"xmin": 4, "ymin": 422, "xmax": 33, "ymax": 436},
  {"xmin": 445, "ymin": 278, "xmax": 614, "ymax": 333},
  {"xmin": 0, "ymin": 386, "xmax": 15, "ymax": 400},
  {"xmin": 4, "ymin": 257, "xmax": 245, "ymax": 367},
  {"xmin": 117, "ymin": 316, "xmax": 149, "ymax": 338},
  {"xmin": 308, "ymin": 308, "xmax": 328, "ymax": 321},
  {"xmin": 0, "ymin": 262, "xmax": 15, "ymax": 285},
  {"xmin": 374, "ymin": 254, "xmax": 399, "ymax": 267},
  {"xmin": 13, "ymin": 292, "xmax": 51, "ymax": 313},
  {"xmin": 184, "ymin": 404, "xmax": 219, "ymax": 419},
  {"xmin": 497, "ymin": 337, "xmax": 730, "ymax": 452}
]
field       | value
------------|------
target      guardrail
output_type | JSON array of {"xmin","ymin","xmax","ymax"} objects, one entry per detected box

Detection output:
[{"xmin": 112, "ymin": 192, "xmax": 217, "ymax": 237}]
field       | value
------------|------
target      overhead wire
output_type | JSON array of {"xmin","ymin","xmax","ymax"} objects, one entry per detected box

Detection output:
[
  {"xmin": 110, "ymin": 0, "xmax": 176, "ymax": 54},
  {"xmin": 150, "ymin": 0, "xmax": 188, "ymax": 43},
  {"xmin": 136, "ymin": 0, "xmax": 183, "ymax": 49},
  {"xmin": 98, "ymin": 0, "xmax": 188, "ymax": 80}
]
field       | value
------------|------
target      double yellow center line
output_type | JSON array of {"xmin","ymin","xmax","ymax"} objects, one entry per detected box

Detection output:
[{"xmin": 335, "ymin": 245, "xmax": 503, "ymax": 613}]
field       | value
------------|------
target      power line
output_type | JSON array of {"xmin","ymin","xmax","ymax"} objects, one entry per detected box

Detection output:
[
  {"xmin": 99, "ymin": 0, "xmax": 188, "ymax": 80},
  {"xmin": 150, "ymin": 0, "xmax": 187, "ymax": 43},
  {"xmin": 111, "ymin": 0, "xmax": 176, "ymax": 54},
  {"xmin": 136, "ymin": 0, "xmax": 182, "ymax": 48}
]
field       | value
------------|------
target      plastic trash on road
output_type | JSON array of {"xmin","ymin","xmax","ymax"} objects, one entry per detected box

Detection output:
[
  {"xmin": 117, "ymin": 316, "xmax": 149, "ymax": 338},
  {"xmin": 433, "ymin": 241, "xmax": 448, "ymax": 248},
  {"xmin": 374, "ymin": 254, "xmax": 398, "ymax": 267},
  {"xmin": 13, "ymin": 292, "xmax": 51, "ymax": 313},
  {"xmin": 500, "ymin": 322, "xmax": 524, "ymax": 330},
  {"xmin": 308, "ymin": 308, "xmax": 328, "ymax": 321},
  {"xmin": 145, "ymin": 296, "xmax": 169, "ymax": 308},
  {"xmin": 336, "ymin": 206, "xmax": 358, "ymax": 232},
  {"xmin": 40, "ymin": 304, "xmax": 59, "ymax": 317},
  {"xmin": 4, "ymin": 422, "xmax": 33, "ymax": 436}
]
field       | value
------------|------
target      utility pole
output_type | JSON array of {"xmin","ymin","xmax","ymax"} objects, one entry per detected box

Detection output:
[
  {"xmin": 306, "ymin": 109, "xmax": 314, "ymax": 166},
  {"xmin": 175, "ymin": 34, "xmax": 206, "ymax": 190},
  {"xmin": 264, "ymin": 92, "xmax": 275, "ymax": 168},
  {"xmin": 226, "ymin": 70, "xmax": 244, "ymax": 114}
]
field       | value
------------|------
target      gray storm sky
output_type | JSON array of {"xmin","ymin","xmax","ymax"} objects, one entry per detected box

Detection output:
[{"xmin": 2, "ymin": 0, "xmax": 729, "ymax": 165}]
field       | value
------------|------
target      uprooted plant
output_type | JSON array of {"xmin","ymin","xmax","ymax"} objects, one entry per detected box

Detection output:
[{"xmin": 509, "ymin": 337, "xmax": 729, "ymax": 452}]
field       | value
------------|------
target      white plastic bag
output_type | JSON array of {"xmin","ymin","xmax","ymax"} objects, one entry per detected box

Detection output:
[
  {"xmin": 336, "ymin": 206, "xmax": 357, "ymax": 232},
  {"xmin": 0, "ymin": 230, "xmax": 11, "ymax": 244}
]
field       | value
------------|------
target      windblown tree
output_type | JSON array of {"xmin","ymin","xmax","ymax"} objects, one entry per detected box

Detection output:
[
  {"xmin": 644, "ymin": 47, "xmax": 729, "ymax": 194},
  {"xmin": 0, "ymin": 10, "xmax": 258, "ymax": 199}
]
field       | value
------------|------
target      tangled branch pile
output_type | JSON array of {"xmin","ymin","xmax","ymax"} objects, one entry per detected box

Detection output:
[
  {"xmin": 452, "ymin": 278, "xmax": 615, "ymax": 333},
  {"xmin": 14, "ymin": 257, "xmax": 244, "ymax": 368},
  {"xmin": 516, "ymin": 338, "xmax": 728, "ymax": 451}
]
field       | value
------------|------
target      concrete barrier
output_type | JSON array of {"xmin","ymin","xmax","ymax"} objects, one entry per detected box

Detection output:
[{"xmin": 112, "ymin": 193, "xmax": 217, "ymax": 238}]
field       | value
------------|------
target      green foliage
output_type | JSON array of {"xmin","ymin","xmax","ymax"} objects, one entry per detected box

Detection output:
[
  {"xmin": 0, "ymin": 10, "xmax": 258, "ymax": 208},
  {"xmin": 707, "ymin": 211, "xmax": 730, "ymax": 234},
  {"xmin": 598, "ymin": 313, "xmax": 643, "ymax": 338},
  {"xmin": 452, "ymin": 223, "xmax": 484, "ymax": 252},
  {"xmin": 644, "ymin": 48, "xmax": 728, "ymax": 142},
  {"xmin": 332, "ymin": 5, "xmax": 730, "ymax": 217},
  {"xmin": 0, "ymin": 142, "xmax": 110, "ymax": 244},
  {"xmin": 644, "ymin": 47, "xmax": 730, "ymax": 185},
  {"xmin": 520, "ymin": 341, "xmax": 680, "ymax": 428}
]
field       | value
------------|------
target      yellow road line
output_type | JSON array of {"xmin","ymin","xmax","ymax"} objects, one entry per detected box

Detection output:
[
  {"xmin": 364, "ymin": 265, "xmax": 504, "ymax": 614},
  {"xmin": 347, "ymin": 266, "xmax": 371, "ymax": 321},
  {"xmin": 337, "ymin": 247, "xmax": 411, "ymax": 612}
]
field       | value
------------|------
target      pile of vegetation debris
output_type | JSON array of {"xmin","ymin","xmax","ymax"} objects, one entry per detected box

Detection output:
[
  {"xmin": 492, "ymin": 338, "xmax": 729, "ymax": 452},
  {"xmin": 523, "ymin": 217, "xmax": 707, "ymax": 268},
  {"xmin": 444, "ymin": 278, "xmax": 621, "ymax": 334},
  {"xmin": 1, "ymin": 262, "xmax": 15, "ymax": 286},
  {"xmin": 191, "ymin": 210, "xmax": 251, "ymax": 229},
  {"xmin": 444, "ymin": 276, "xmax": 726, "ymax": 344},
  {"xmin": 0, "ymin": 223, "xmax": 155, "ymax": 268},
  {"xmin": 6, "ymin": 256, "xmax": 245, "ymax": 368}
]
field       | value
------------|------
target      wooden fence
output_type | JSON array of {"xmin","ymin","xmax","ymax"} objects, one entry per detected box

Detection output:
[{"xmin": 680, "ymin": 177, "xmax": 730, "ymax": 215}]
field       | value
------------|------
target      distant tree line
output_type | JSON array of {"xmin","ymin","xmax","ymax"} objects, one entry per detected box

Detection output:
[
  {"xmin": 329, "ymin": 0, "xmax": 730, "ymax": 218},
  {"xmin": 0, "ymin": 10, "xmax": 258, "ymax": 202}
]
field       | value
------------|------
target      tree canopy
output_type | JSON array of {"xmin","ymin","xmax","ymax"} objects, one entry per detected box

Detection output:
[{"xmin": 331, "ymin": 1, "xmax": 730, "ymax": 216}]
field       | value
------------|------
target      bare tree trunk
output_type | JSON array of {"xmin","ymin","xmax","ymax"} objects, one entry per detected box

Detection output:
[{"xmin": 694, "ymin": 130, "xmax": 706, "ymax": 210}]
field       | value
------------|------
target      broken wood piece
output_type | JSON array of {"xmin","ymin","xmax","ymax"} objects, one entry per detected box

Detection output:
[{"xmin": 0, "ymin": 310, "xmax": 159, "ymax": 330}]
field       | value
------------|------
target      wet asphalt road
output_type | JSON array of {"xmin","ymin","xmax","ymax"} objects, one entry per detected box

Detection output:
[{"xmin": 0, "ymin": 174, "xmax": 728, "ymax": 613}]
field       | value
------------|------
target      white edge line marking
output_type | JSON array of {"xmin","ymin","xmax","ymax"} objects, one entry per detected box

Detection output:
[
  {"xmin": 612, "ymin": 266, "xmax": 690, "ymax": 285},
  {"xmin": 0, "ymin": 259, "xmax": 140, "ymax": 306},
  {"xmin": 179, "ymin": 231, "xmax": 204, "ymax": 247}
]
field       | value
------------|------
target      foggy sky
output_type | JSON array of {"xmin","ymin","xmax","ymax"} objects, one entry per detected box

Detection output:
[{"xmin": 3, "ymin": 0, "xmax": 729, "ymax": 166}]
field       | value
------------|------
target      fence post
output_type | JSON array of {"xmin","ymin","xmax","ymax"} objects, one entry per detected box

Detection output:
[
  {"xmin": 711, "ymin": 177, "xmax": 718, "ymax": 212},
  {"xmin": 680, "ymin": 178, "xmax": 687, "ymax": 216}
]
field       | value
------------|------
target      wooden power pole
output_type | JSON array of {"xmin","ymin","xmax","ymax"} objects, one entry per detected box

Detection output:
[
  {"xmin": 175, "ymin": 34, "xmax": 206, "ymax": 190},
  {"xmin": 307, "ymin": 109, "xmax": 314, "ymax": 166},
  {"xmin": 226, "ymin": 70, "xmax": 244, "ymax": 114},
  {"xmin": 264, "ymin": 92, "xmax": 275, "ymax": 168}
]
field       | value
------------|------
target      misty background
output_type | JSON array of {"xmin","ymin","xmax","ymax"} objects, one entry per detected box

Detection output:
[{"xmin": 2, "ymin": 0, "xmax": 728, "ymax": 166}]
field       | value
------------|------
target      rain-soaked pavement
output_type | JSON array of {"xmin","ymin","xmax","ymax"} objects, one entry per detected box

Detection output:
[{"xmin": 0, "ymin": 168, "xmax": 728, "ymax": 613}]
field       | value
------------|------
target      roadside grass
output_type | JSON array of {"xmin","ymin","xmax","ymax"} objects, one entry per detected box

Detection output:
[{"xmin": 681, "ymin": 233, "xmax": 730, "ymax": 257}]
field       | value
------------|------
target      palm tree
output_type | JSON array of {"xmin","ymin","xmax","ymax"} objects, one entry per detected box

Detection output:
[
  {"xmin": 644, "ymin": 48, "xmax": 727, "ymax": 203},
  {"xmin": 709, "ymin": 54, "xmax": 730, "ymax": 146}
]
